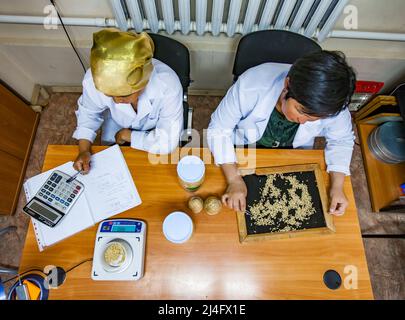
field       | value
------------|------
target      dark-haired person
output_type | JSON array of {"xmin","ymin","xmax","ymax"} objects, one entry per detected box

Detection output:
[
  {"xmin": 207, "ymin": 50, "xmax": 356, "ymax": 216},
  {"xmin": 72, "ymin": 28, "xmax": 183, "ymax": 174}
]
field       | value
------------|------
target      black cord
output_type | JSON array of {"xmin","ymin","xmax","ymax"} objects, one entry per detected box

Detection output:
[
  {"xmin": 65, "ymin": 258, "xmax": 93, "ymax": 274},
  {"xmin": 2, "ymin": 268, "xmax": 47, "ymax": 284},
  {"xmin": 49, "ymin": 0, "xmax": 86, "ymax": 73},
  {"xmin": 2, "ymin": 258, "xmax": 93, "ymax": 285}
]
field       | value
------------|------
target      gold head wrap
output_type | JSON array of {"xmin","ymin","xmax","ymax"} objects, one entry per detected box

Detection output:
[{"xmin": 90, "ymin": 28, "xmax": 155, "ymax": 96}]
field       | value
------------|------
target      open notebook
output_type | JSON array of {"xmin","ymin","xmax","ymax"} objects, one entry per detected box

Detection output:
[{"xmin": 23, "ymin": 144, "xmax": 142, "ymax": 251}]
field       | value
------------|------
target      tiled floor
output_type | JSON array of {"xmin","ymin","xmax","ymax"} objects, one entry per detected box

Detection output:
[{"xmin": 1, "ymin": 93, "xmax": 404, "ymax": 299}]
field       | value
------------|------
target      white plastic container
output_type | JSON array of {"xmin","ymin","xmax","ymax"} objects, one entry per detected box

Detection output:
[
  {"xmin": 163, "ymin": 211, "xmax": 193, "ymax": 244},
  {"xmin": 176, "ymin": 155, "xmax": 205, "ymax": 192}
]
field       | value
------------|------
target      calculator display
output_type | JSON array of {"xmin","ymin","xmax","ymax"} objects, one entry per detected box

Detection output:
[{"xmin": 29, "ymin": 201, "xmax": 59, "ymax": 221}]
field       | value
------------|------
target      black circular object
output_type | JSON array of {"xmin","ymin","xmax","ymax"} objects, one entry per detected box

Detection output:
[
  {"xmin": 323, "ymin": 270, "xmax": 342, "ymax": 290},
  {"xmin": 368, "ymin": 121, "xmax": 405, "ymax": 164}
]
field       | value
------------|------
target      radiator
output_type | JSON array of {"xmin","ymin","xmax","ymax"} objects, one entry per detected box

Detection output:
[{"xmin": 111, "ymin": 0, "xmax": 349, "ymax": 42}]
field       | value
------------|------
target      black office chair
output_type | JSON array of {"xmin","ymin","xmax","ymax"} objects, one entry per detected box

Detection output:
[
  {"xmin": 233, "ymin": 30, "xmax": 322, "ymax": 82},
  {"xmin": 148, "ymin": 33, "xmax": 192, "ymax": 146},
  {"xmin": 0, "ymin": 226, "xmax": 18, "ymax": 276}
]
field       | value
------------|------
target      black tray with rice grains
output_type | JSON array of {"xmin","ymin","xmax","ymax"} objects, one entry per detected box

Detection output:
[{"xmin": 236, "ymin": 164, "xmax": 335, "ymax": 243}]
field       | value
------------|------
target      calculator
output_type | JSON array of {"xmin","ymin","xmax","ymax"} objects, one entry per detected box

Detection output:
[{"xmin": 23, "ymin": 170, "xmax": 85, "ymax": 228}]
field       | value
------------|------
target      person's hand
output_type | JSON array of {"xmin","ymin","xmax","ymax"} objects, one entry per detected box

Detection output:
[
  {"xmin": 222, "ymin": 177, "xmax": 248, "ymax": 212},
  {"xmin": 73, "ymin": 151, "xmax": 91, "ymax": 174},
  {"xmin": 115, "ymin": 128, "xmax": 132, "ymax": 145},
  {"xmin": 329, "ymin": 186, "xmax": 348, "ymax": 216}
]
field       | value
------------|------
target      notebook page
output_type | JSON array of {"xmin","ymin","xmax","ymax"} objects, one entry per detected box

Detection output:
[
  {"xmin": 24, "ymin": 182, "xmax": 46, "ymax": 251},
  {"xmin": 76, "ymin": 144, "xmax": 142, "ymax": 222},
  {"xmin": 24, "ymin": 162, "xmax": 94, "ymax": 251}
]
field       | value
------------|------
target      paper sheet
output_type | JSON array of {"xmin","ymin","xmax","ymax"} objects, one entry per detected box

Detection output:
[
  {"xmin": 77, "ymin": 145, "xmax": 142, "ymax": 221},
  {"xmin": 24, "ymin": 145, "xmax": 141, "ymax": 251}
]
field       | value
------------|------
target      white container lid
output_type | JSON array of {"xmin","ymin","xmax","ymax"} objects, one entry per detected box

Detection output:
[
  {"xmin": 163, "ymin": 211, "xmax": 193, "ymax": 244},
  {"xmin": 177, "ymin": 156, "xmax": 205, "ymax": 183}
]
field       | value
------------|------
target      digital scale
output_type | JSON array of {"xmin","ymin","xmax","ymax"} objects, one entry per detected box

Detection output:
[
  {"xmin": 23, "ymin": 170, "xmax": 84, "ymax": 227},
  {"xmin": 91, "ymin": 219, "xmax": 146, "ymax": 281}
]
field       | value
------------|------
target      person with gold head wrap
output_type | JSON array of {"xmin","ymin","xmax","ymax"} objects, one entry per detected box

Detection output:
[{"xmin": 72, "ymin": 29, "xmax": 183, "ymax": 173}]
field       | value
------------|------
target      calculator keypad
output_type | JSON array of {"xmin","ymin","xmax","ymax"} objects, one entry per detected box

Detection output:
[{"xmin": 36, "ymin": 171, "xmax": 84, "ymax": 214}]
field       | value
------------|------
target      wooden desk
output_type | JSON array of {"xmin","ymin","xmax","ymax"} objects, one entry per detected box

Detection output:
[{"xmin": 19, "ymin": 146, "xmax": 373, "ymax": 299}]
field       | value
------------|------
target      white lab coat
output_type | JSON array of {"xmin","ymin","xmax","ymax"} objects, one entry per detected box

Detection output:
[
  {"xmin": 72, "ymin": 58, "xmax": 183, "ymax": 154},
  {"xmin": 207, "ymin": 62, "xmax": 355, "ymax": 175}
]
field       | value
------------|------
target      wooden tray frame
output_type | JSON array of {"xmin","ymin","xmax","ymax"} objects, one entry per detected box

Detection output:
[{"xmin": 236, "ymin": 164, "xmax": 335, "ymax": 243}]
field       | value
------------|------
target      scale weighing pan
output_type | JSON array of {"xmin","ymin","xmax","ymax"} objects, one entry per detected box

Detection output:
[{"xmin": 91, "ymin": 219, "xmax": 146, "ymax": 281}]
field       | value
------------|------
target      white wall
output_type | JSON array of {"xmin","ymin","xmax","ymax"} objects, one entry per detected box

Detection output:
[
  {"xmin": 0, "ymin": 44, "xmax": 36, "ymax": 100},
  {"xmin": 0, "ymin": 0, "xmax": 404, "ymax": 101}
]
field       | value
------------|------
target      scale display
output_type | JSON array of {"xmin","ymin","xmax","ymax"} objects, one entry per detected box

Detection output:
[
  {"xmin": 100, "ymin": 220, "xmax": 143, "ymax": 233},
  {"xmin": 112, "ymin": 225, "xmax": 136, "ymax": 232}
]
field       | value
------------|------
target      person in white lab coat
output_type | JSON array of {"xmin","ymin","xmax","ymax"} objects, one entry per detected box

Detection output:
[
  {"xmin": 207, "ymin": 50, "xmax": 356, "ymax": 216},
  {"xmin": 72, "ymin": 29, "xmax": 183, "ymax": 173}
]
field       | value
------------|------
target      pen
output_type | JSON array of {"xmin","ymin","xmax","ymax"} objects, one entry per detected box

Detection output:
[{"xmin": 67, "ymin": 170, "xmax": 83, "ymax": 183}]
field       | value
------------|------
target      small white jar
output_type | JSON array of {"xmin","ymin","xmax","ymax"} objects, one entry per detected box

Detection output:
[
  {"xmin": 176, "ymin": 155, "xmax": 205, "ymax": 192},
  {"xmin": 163, "ymin": 211, "xmax": 194, "ymax": 244}
]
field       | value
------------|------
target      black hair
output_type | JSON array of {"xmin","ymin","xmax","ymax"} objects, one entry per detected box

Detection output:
[{"xmin": 286, "ymin": 50, "xmax": 356, "ymax": 118}]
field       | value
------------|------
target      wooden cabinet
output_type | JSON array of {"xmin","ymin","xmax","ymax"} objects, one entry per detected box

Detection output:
[
  {"xmin": 357, "ymin": 123, "xmax": 405, "ymax": 212},
  {"xmin": 0, "ymin": 83, "xmax": 39, "ymax": 215},
  {"xmin": 355, "ymin": 95, "xmax": 405, "ymax": 212}
]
